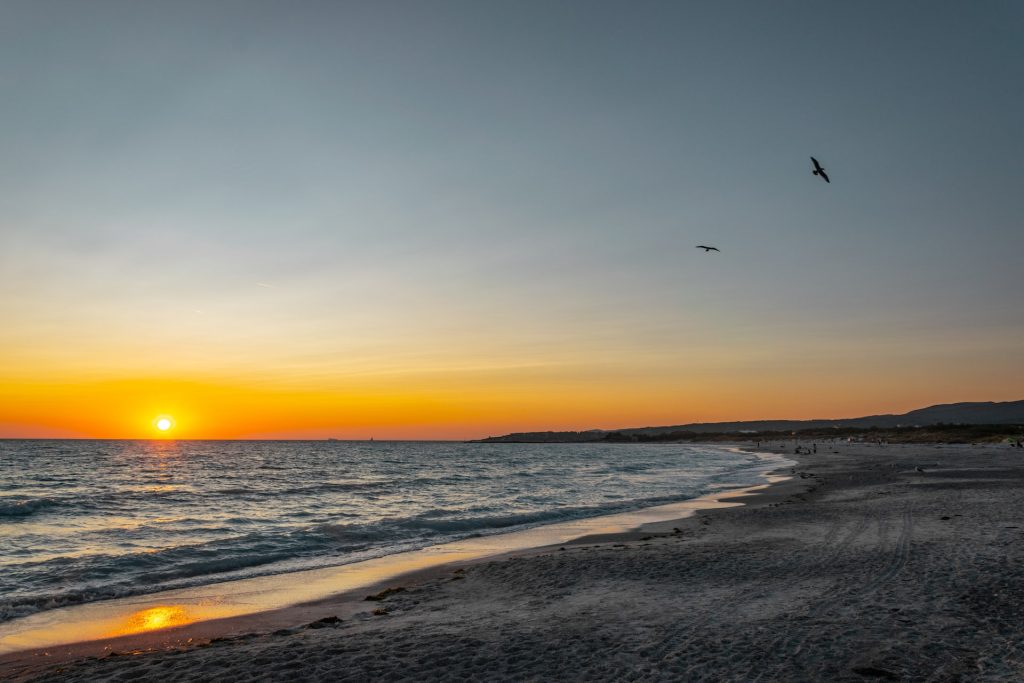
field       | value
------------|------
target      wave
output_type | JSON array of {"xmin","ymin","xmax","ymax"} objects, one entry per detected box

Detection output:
[
  {"xmin": 396, "ymin": 494, "xmax": 702, "ymax": 535},
  {"xmin": 0, "ymin": 497, "xmax": 60, "ymax": 519},
  {"xmin": 0, "ymin": 479, "xmax": 393, "ymax": 516},
  {"xmin": 280, "ymin": 480, "xmax": 392, "ymax": 495},
  {"xmin": 0, "ymin": 585, "xmax": 137, "ymax": 622},
  {"xmin": 212, "ymin": 480, "xmax": 391, "ymax": 497}
]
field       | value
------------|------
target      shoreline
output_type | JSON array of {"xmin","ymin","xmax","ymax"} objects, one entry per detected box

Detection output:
[
  {"xmin": 0, "ymin": 446, "xmax": 792, "ymax": 668},
  {"xmin": 11, "ymin": 441, "xmax": 1024, "ymax": 681}
]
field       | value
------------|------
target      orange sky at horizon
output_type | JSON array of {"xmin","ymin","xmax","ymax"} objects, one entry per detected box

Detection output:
[
  {"xmin": 3, "ymin": 277, "xmax": 1021, "ymax": 440},
  {"xmin": 2, "ymin": 362, "xmax": 1020, "ymax": 440}
]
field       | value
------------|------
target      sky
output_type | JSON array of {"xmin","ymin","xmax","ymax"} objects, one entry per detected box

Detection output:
[{"xmin": 1, "ymin": 1, "xmax": 1022, "ymax": 439}]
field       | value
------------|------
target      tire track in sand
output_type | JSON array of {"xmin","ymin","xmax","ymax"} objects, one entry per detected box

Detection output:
[
  {"xmin": 643, "ymin": 509, "xmax": 862, "ymax": 675},
  {"xmin": 741, "ymin": 502, "xmax": 913, "ymax": 683}
]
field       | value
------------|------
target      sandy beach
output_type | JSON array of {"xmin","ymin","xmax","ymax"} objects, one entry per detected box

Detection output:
[{"xmin": 4, "ymin": 442, "xmax": 1024, "ymax": 681}]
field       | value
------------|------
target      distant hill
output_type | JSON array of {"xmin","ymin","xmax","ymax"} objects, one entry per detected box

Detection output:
[{"xmin": 475, "ymin": 400, "xmax": 1024, "ymax": 442}]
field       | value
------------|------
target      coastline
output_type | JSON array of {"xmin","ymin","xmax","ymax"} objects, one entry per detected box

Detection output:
[
  {"xmin": 8, "ymin": 441, "xmax": 1024, "ymax": 681},
  {"xmin": 0, "ymin": 446, "xmax": 790, "ymax": 667}
]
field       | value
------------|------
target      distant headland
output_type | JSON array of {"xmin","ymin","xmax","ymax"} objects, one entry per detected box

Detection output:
[{"xmin": 474, "ymin": 400, "xmax": 1024, "ymax": 444}]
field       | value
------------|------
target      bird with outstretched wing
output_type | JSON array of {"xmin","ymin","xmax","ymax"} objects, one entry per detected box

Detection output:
[
  {"xmin": 811, "ymin": 156, "xmax": 830, "ymax": 183},
  {"xmin": 696, "ymin": 245, "xmax": 720, "ymax": 252}
]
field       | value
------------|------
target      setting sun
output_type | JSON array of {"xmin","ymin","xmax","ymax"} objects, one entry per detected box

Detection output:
[{"xmin": 154, "ymin": 416, "xmax": 175, "ymax": 433}]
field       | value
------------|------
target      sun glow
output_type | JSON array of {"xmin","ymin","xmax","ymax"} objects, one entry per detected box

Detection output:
[{"xmin": 153, "ymin": 415, "xmax": 175, "ymax": 434}]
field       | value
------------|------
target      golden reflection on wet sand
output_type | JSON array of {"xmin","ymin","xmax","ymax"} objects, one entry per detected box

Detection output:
[
  {"xmin": 0, "ymin": 600, "xmax": 241, "ymax": 655},
  {"xmin": 105, "ymin": 606, "xmax": 193, "ymax": 637}
]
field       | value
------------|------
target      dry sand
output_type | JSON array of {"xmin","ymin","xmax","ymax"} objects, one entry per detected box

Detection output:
[{"xmin": 4, "ymin": 442, "xmax": 1024, "ymax": 682}]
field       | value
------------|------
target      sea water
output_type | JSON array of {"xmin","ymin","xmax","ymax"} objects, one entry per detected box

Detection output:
[{"xmin": 0, "ymin": 440, "xmax": 784, "ymax": 623}]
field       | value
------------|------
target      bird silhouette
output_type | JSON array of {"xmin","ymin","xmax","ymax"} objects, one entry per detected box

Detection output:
[
  {"xmin": 696, "ymin": 245, "xmax": 720, "ymax": 252},
  {"xmin": 811, "ymin": 157, "xmax": 830, "ymax": 183}
]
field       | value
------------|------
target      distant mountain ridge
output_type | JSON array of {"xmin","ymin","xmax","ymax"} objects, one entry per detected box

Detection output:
[{"xmin": 476, "ymin": 400, "xmax": 1024, "ymax": 442}]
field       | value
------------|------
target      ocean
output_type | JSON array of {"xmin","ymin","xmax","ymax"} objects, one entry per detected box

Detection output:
[{"xmin": 0, "ymin": 440, "xmax": 785, "ymax": 624}]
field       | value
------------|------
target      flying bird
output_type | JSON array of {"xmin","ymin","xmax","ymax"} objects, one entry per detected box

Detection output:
[
  {"xmin": 810, "ymin": 156, "xmax": 830, "ymax": 183},
  {"xmin": 696, "ymin": 245, "xmax": 720, "ymax": 252}
]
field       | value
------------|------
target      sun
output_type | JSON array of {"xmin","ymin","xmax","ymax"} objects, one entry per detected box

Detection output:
[{"xmin": 153, "ymin": 415, "xmax": 176, "ymax": 434}]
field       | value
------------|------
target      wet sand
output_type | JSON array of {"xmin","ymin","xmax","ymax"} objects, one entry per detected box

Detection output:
[{"xmin": 5, "ymin": 442, "xmax": 1024, "ymax": 681}]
